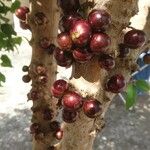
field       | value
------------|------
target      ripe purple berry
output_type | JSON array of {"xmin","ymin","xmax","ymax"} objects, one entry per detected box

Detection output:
[
  {"xmin": 90, "ymin": 33, "xmax": 111, "ymax": 54},
  {"xmin": 83, "ymin": 99, "xmax": 102, "ymax": 118},
  {"xmin": 51, "ymin": 79, "xmax": 68, "ymax": 98},
  {"xmin": 106, "ymin": 74, "xmax": 126, "ymax": 93},
  {"xmin": 62, "ymin": 91, "xmax": 82, "ymax": 111},
  {"xmin": 98, "ymin": 54, "xmax": 115, "ymax": 70},
  {"xmin": 88, "ymin": 9, "xmax": 111, "ymax": 31},
  {"xmin": 73, "ymin": 48, "xmax": 93, "ymax": 63},
  {"xmin": 70, "ymin": 20, "xmax": 91, "ymax": 47},
  {"xmin": 124, "ymin": 30, "xmax": 146, "ymax": 49},
  {"xmin": 57, "ymin": 32, "xmax": 72, "ymax": 50}
]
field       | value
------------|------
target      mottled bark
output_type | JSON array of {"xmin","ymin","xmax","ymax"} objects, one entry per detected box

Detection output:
[
  {"xmin": 28, "ymin": 1, "xmax": 60, "ymax": 150},
  {"xmin": 27, "ymin": 0, "xmax": 150, "ymax": 150},
  {"xmin": 57, "ymin": 0, "xmax": 150, "ymax": 150}
]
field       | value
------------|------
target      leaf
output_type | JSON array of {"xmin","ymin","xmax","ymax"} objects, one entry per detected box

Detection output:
[
  {"xmin": 12, "ymin": 37, "xmax": 22, "ymax": 45},
  {"xmin": 1, "ymin": 24, "xmax": 16, "ymax": 36},
  {"xmin": 135, "ymin": 80, "xmax": 150, "ymax": 92},
  {"xmin": 0, "ymin": 2, "xmax": 10, "ymax": 14},
  {"xmin": 1, "ymin": 55, "xmax": 12, "ymax": 67},
  {"xmin": 0, "ymin": 72, "xmax": 6, "ymax": 86},
  {"xmin": 11, "ymin": 0, "xmax": 21, "ymax": 12},
  {"xmin": 125, "ymin": 84, "xmax": 137, "ymax": 109}
]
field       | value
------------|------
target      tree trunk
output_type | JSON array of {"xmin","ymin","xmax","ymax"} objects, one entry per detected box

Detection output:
[
  {"xmin": 28, "ymin": 0, "xmax": 60, "ymax": 149},
  {"xmin": 27, "ymin": 0, "xmax": 150, "ymax": 150}
]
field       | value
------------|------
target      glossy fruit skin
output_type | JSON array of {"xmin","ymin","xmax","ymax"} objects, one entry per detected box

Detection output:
[
  {"xmin": 57, "ymin": 32, "xmax": 72, "ymax": 50},
  {"xmin": 62, "ymin": 91, "xmax": 82, "ymax": 111},
  {"xmin": 43, "ymin": 108, "xmax": 53, "ymax": 120},
  {"xmin": 70, "ymin": 20, "xmax": 91, "ymax": 47},
  {"xmin": 124, "ymin": 30, "xmax": 146, "ymax": 49},
  {"xmin": 118, "ymin": 43, "xmax": 130, "ymax": 58},
  {"xmin": 15, "ymin": 6, "xmax": 29, "ymax": 21},
  {"xmin": 54, "ymin": 48, "xmax": 73, "ymax": 67},
  {"xmin": 62, "ymin": 109, "xmax": 77, "ymax": 123},
  {"xmin": 143, "ymin": 54, "xmax": 150, "ymax": 64},
  {"xmin": 106, "ymin": 74, "xmax": 126, "ymax": 93},
  {"xmin": 51, "ymin": 79, "xmax": 68, "ymax": 98},
  {"xmin": 73, "ymin": 48, "xmax": 93, "ymax": 63},
  {"xmin": 83, "ymin": 99, "xmax": 102, "ymax": 118},
  {"xmin": 49, "ymin": 121, "xmax": 60, "ymax": 131},
  {"xmin": 30, "ymin": 123, "xmax": 40, "ymax": 134},
  {"xmin": 54, "ymin": 129, "xmax": 63, "ymax": 140},
  {"xmin": 22, "ymin": 74, "xmax": 31, "ymax": 83},
  {"xmin": 19, "ymin": 20, "xmax": 30, "ymax": 30},
  {"xmin": 59, "ymin": 13, "xmax": 82, "ymax": 32},
  {"xmin": 57, "ymin": 0, "xmax": 80, "ymax": 14},
  {"xmin": 90, "ymin": 33, "xmax": 111, "ymax": 54},
  {"xmin": 88, "ymin": 9, "xmax": 111, "ymax": 31},
  {"xmin": 98, "ymin": 54, "xmax": 115, "ymax": 70},
  {"xmin": 22, "ymin": 65, "xmax": 29, "ymax": 72}
]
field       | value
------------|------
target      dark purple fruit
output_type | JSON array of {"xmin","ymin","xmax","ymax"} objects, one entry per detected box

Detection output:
[
  {"xmin": 54, "ymin": 129, "xmax": 63, "ymax": 140},
  {"xmin": 30, "ymin": 123, "xmax": 40, "ymax": 134},
  {"xmin": 51, "ymin": 79, "xmax": 68, "ymax": 98},
  {"xmin": 124, "ymin": 30, "xmax": 146, "ymax": 49},
  {"xmin": 90, "ymin": 33, "xmax": 111, "ymax": 54},
  {"xmin": 106, "ymin": 74, "xmax": 126, "ymax": 93},
  {"xmin": 62, "ymin": 109, "xmax": 77, "ymax": 123},
  {"xmin": 57, "ymin": 32, "xmax": 72, "ymax": 50},
  {"xmin": 62, "ymin": 91, "xmax": 82, "ymax": 111},
  {"xmin": 22, "ymin": 74, "xmax": 31, "ymax": 83},
  {"xmin": 54, "ymin": 48, "xmax": 73, "ymax": 67},
  {"xmin": 59, "ymin": 13, "xmax": 82, "ymax": 32},
  {"xmin": 19, "ymin": 20, "xmax": 30, "ymax": 30},
  {"xmin": 98, "ymin": 54, "xmax": 115, "ymax": 70},
  {"xmin": 83, "ymin": 99, "xmax": 102, "ymax": 118},
  {"xmin": 73, "ymin": 48, "xmax": 93, "ymax": 63},
  {"xmin": 15, "ymin": 6, "xmax": 29, "ymax": 21},
  {"xmin": 22, "ymin": 65, "xmax": 29, "ymax": 72},
  {"xmin": 88, "ymin": 9, "xmax": 111, "ymax": 31},
  {"xmin": 143, "ymin": 54, "xmax": 150, "ymax": 64},
  {"xmin": 70, "ymin": 20, "xmax": 91, "ymax": 47}
]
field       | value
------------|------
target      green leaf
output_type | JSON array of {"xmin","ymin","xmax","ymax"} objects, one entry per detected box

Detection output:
[
  {"xmin": 125, "ymin": 84, "xmax": 137, "ymax": 109},
  {"xmin": 1, "ymin": 55, "xmax": 12, "ymax": 67},
  {"xmin": 0, "ymin": 72, "xmax": 6, "ymax": 86},
  {"xmin": 11, "ymin": 0, "xmax": 21, "ymax": 12},
  {"xmin": 1, "ymin": 24, "xmax": 16, "ymax": 36},
  {"xmin": 0, "ymin": 2, "xmax": 10, "ymax": 14},
  {"xmin": 12, "ymin": 37, "xmax": 22, "ymax": 45},
  {"xmin": 135, "ymin": 80, "xmax": 150, "ymax": 92}
]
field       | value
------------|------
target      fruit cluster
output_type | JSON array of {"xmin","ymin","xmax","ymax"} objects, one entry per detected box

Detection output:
[
  {"xmin": 15, "ymin": 6, "xmax": 30, "ymax": 30},
  {"xmin": 55, "ymin": 7, "xmax": 112, "ymax": 67},
  {"xmin": 51, "ymin": 79, "xmax": 102, "ymax": 123}
]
